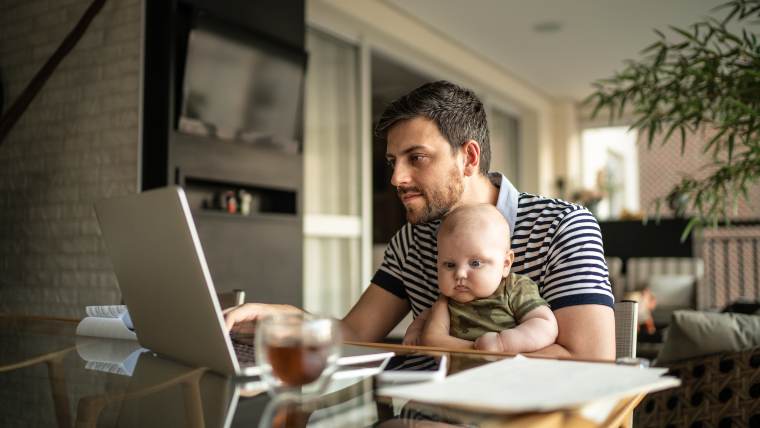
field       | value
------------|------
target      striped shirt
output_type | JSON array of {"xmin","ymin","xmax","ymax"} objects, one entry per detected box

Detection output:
[{"xmin": 372, "ymin": 173, "xmax": 614, "ymax": 317}]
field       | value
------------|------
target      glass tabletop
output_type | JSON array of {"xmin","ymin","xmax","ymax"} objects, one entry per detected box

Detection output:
[{"xmin": 0, "ymin": 316, "xmax": 640, "ymax": 427}]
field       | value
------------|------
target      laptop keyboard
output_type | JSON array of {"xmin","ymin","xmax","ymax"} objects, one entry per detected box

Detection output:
[{"xmin": 232, "ymin": 340, "xmax": 257, "ymax": 363}]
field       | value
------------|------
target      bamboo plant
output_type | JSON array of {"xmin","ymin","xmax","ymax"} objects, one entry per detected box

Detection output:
[{"xmin": 585, "ymin": 0, "xmax": 760, "ymax": 238}]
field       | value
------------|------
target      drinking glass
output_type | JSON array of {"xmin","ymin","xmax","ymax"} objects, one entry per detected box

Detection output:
[{"xmin": 255, "ymin": 313, "xmax": 341, "ymax": 396}]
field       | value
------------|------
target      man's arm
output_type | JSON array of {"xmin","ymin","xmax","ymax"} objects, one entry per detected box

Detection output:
[
  {"xmin": 223, "ymin": 283, "xmax": 410, "ymax": 343},
  {"xmin": 523, "ymin": 304, "xmax": 615, "ymax": 360},
  {"xmin": 420, "ymin": 296, "xmax": 474, "ymax": 350},
  {"xmin": 474, "ymin": 305, "xmax": 558, "ymax": 353},
  {"xmin": 341, "ymin": 283, "xmax": 411, "ymax": 342},
  {"xmin": 524, "ymin": 207, "xmax": 616, "ymax": 360}
]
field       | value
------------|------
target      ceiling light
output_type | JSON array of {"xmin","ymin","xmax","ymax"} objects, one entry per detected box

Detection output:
[{"xmin": 532, "ymin": 21, "xmax": 563, "ymax": 34}]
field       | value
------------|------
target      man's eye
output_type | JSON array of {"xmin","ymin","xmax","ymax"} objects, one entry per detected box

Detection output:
[
  {"xmin": 385, "ymin": 159, "xmax": 395, "ymax": 168},
  {"xmin": 469, "ymin": 260, "xmax": 482, "ymax": 268},
  {"xmin": 410, "ymin": 155, "xmax": 425, "ymax": 164}
]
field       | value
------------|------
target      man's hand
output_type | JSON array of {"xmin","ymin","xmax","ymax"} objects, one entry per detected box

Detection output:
[
  {"xmin": 402, "ymin": 308, "xmax": 430, "ymax": 346},
  {"xmin": 223, "ymin": 303, "xmax": 302, "ymax": 334}
]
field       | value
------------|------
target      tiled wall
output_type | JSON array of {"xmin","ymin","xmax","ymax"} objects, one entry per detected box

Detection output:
[
  {"xmin": 638, "ymin": 127, "xmax": 760, "ymax": 219},
  {"xmin": 0, "ymin": 0, "xmax": 142, "ymax": 318}
]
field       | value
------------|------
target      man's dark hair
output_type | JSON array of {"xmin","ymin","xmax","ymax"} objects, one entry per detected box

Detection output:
[{"xmin": 375, "ymin": 80, "xmax": 491, "ymax": 175}]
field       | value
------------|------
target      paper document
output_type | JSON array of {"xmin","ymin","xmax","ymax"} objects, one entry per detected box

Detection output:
[
  {"xmin": 85, "ymin": 305, "xmax": 134, "ymax": 329},
  {"xmin": 378, "ymin": 355, "xmax": 679, "ymax": 414},
  {"xmin": 86, "ymin": 305, "xmax": 128, "ymax": 318},
  {"xmin": 76, "ymin": 317, "xmax": 137, "ymax": 341},
  {"xmin": 77, "ymin": 305, "xmax": 136, "ymax": 340}
]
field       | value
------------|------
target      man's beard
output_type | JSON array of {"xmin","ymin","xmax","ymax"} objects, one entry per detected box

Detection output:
[{"xmin": 399, "ymin": 166, "xmax": 464, "ymax": 224}]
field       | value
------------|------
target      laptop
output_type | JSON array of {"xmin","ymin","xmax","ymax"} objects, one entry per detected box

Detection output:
[
  {"xmin": 95, "ymin": 186, "xmax": 261, "ymax": 376},
  {"xmin": 95, "ymin": 186, "xmax": 393, "ymax": 377}
]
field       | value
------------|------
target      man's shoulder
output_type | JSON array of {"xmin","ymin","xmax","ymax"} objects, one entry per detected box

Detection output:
[
  {"xmin": 515, "ymin": 193, "xmax": 592, "ymax": 227},
  {"xmin": 517, "ymin": 192, "xmax": 583, "ymax": 213}
]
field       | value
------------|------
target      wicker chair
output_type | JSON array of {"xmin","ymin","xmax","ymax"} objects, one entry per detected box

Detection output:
[{"xmin": 634, "ymin": 346, "xmax": 760, "ymax": 428}]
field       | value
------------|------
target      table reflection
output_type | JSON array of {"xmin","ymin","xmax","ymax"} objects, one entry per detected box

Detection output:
[{"xmin": 0, "ymin": 317, "xmax": 643, "ymax": 427}]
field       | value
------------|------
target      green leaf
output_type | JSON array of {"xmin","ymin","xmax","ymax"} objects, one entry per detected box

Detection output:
[
  {"xmin": 653, "ymin": 199, "xmax": 663, "ymax": 223},
  {"xmin": 671, "ymin": 25, "xmax": 697, "ymax": 42},
  {"xmin": 703, "ymin": 128, "xmax": 728, "ymax": 154},
  {"xmin": 680, "ymin": 217, "xmax": 700, "ymax": 242},
  {"xmin": 617, "ymin": 92, "xmax": 629, "ymax": 118},
  {"xmin": 590, "ymin": 98, "xmax": 606, "ymax": 120},
  {"xmin": 647, "ymin": 124, "xmax": 657, "ymax": 149},
  {"xmin": 721, "ymin": 3, "xmax": 741, "ymax": 26},
  {"xmin": 641, "ymin": 40, "xmax": 663, "ymax": 54}
]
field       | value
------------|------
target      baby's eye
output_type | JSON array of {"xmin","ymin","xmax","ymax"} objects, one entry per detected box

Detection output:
[
  {"xmin": 469, "ymin": 260, "xmax": 482, "ymax": 268},
  {"xmin": 442, "ymin": 261, "xmax": 456, "ymax": 269}
]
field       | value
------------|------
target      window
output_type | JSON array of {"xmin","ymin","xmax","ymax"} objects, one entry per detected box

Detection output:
[{"xmin": 580, "ymin": 127, "xmax": 639, "ymax": 220}]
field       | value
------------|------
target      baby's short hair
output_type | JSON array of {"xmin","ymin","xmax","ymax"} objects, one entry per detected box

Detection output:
[{"xmin": 438, "ymin": 204, "xmax": 510, "ymax": 247}]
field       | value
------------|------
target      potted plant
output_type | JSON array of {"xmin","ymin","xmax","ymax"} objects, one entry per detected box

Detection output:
[{"xmin": 585, "ymin": 0, "xmax": 760, "ymax": 238}]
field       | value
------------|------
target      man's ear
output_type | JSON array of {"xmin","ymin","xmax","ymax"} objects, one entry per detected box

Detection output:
[
  {"xmin": 460, "ymin": 140, "xmax": 481, "ymax": 177},
  {"xmin": 503, "ymin": 249, "xmax": 515, "ymax": 277}
]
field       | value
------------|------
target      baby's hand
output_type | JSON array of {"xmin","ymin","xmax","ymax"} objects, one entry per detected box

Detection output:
[{"xmin": 474, "ymin": 332, "xmax": 504, "ymax": 352}]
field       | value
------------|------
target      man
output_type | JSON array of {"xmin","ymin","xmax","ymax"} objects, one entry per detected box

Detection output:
[{"xmin": 225, "ymin": 81, "xmax": 615, "ymax": 360}]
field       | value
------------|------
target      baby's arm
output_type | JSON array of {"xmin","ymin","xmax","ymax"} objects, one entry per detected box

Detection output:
[
  {"xmin": 474, "ymin": 306, "xmax": 558, "ymax": 353},
  {"xmin": 421, "ymin": 296, "xmax": 474, "ymax": 350}
]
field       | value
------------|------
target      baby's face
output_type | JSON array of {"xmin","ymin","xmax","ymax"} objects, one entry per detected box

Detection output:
[{"xmin": 437, "ymin": 226, "xmax": 512, "ymax": 303}]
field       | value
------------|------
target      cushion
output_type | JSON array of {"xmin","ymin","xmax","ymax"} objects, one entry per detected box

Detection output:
[
  {"xmin": 647, "ymin": 274, "xmax": 695, "ymax": 307},
  {"xmin": 656, "ymin": 310, "xmax": 760, "ymax": 364},
  {"xmin": 648, "ymin": 274, "xmax": 696, "ymax": 325}
]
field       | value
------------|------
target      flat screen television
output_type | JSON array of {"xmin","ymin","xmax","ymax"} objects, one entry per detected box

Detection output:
[{"xmin": 178, "ymin": 18, "xmax": 305, "ymax": 154}]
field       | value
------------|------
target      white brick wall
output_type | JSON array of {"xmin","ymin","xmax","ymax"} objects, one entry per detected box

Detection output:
[
  {"xmin": 0, "ymin": 0, "xmax": 142, "ymax": 318},
  {"xmin": 638, "ymin": 128, "xmax": 760, "ymax": 219}
]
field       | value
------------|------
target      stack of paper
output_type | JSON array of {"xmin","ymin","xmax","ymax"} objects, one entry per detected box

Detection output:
[
  {"xmin": 76, "ymin": 305, "xmax": 137, "ymax": 341},
  {"xmin": 378, "ymin": 355, "xmax": 679, "ymax": 414}
]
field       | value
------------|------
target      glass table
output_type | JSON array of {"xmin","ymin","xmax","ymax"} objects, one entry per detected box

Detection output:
[{"xmin": 0, "ymin": 316, "xmax": 643, "ymax": 427}]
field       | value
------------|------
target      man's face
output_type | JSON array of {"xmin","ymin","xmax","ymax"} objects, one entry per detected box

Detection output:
[
  {"xmin": 385, "ymin": 118, "xmax": 464, "ymax": 224},
  {"xmin": 437, "ymin": 225, "xmax": 511, "ymax": 303}
]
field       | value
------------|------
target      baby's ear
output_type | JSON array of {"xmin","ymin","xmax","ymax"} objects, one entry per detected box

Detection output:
[{"xmin": 503, "ymin": 250, "xmax": 515, "ymax": 276}]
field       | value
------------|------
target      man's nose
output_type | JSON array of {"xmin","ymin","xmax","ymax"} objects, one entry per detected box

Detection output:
[{"xmin": 390, "ymin": 162, "xmax": 410, "ymax": 188}]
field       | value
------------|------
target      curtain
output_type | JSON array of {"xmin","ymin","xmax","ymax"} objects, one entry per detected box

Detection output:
[{"xmin": 302, "ymin": 29, "xmax": 362, "ymax": 318}]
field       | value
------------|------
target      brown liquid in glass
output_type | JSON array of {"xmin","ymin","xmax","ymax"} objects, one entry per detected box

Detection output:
[{"xmin": 268, "ymin": 343, "xmax": 328, "ymax": 386}]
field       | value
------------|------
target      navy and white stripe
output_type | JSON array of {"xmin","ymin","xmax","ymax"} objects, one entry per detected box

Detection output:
[{"xmin": 372, "ymin": 174, "xmax": 614, "ymax": 317}]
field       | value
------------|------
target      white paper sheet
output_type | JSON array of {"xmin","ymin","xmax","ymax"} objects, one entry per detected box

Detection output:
[
  {"xmin": 378, "ymin": 355, "xmax": 679, "ymax": 414},
  {"xmin": 76, "ymin": 317, "xmax": 137, "ymax": 341}
]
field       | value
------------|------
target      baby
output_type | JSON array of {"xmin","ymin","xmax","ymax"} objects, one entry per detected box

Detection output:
[{"xmin": 404, "ymin": 204, "xmax": 558, "ymax": 353}]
